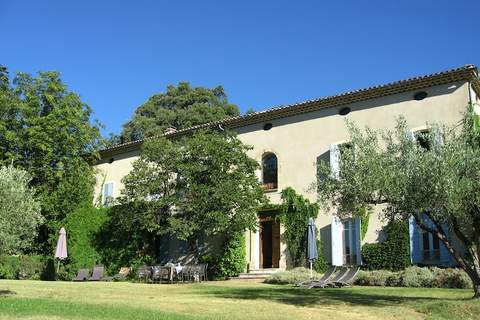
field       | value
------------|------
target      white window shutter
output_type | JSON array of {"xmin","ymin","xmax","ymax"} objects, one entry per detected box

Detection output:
[
  {"xmin": 330, "ymin": 144, "xmax": 340, "ymax": 179},
  {"xmin": 406, "ymin": 130, "xmax": 415, "ymax": 141},
  {"xmin": 103, "ymin": 182, "xmax": 114, "ymax": 205},
  {"xmin": 331, "ymin": 215, "xmax": 344, "ymax": 266},
  {"xmin": 255, "ymin": 169, "xmax": 262, "ymax": 183}
]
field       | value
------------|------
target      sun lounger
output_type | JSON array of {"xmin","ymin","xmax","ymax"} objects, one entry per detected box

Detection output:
[
  {"xmin": 329, "ymin": 266, "xmax": 360, "ymax": 288},
  {"xmin": 308, "ymin": 267, "xmax": 349, "ymax": 289},
  {"xmin": 88, "ymin": 265, "xmax": 104, "ymax": 281},
  {"xmin": 297, "ymin": 265, "xmax": 336, "ymax": 287},
  {"xmin": 73, "ymin": 268, "xmax": 90, "ymax": 281}
]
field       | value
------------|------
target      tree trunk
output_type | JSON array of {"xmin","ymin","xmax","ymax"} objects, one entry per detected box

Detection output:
[
  {"xmin": 474, "ymin": 282, "xmax": 480, "ymax": 299},
  {"xmin": 414, "ymin": 214, "xmax": 480, "ymax": 299}
]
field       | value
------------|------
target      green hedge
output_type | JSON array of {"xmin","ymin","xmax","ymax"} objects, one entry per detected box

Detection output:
[
  {"xmin": 64, "ymin": 203, "xmax": 109, "ymax": 276},
  {"xmin": 199, "ymin": 232, "xmax": 246, "ymax": 280},
  {"xmin": 362, "ymin": 220, "xmax": 410, "ymax": 271},
  {"xmin": 0, "ymin": 255, "xmax": 55, "ymax": 280},
  {"xmin": 355, "ymin": 266, "xmax": 472, "ymax": 289},
  {"xmin": 264, "ymin": 267, "xmax": 323, "ymax": 284}
]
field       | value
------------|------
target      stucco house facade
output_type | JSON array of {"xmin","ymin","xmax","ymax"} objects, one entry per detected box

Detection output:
[{"xmin": 93, "ymin": 65, "xmax": 480, "ymax": 272}]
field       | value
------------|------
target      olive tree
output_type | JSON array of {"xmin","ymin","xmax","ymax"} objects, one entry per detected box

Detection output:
[
  {"xmin": 0, "ymin": 166, "xmax": 43, "ymax": 254},
  {"xmin": 316, "ymin": 106, "xmax": 480, "ymax": 298}
]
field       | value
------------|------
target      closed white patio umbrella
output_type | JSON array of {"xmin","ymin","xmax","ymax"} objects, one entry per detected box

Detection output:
[{"xmin": 54, "ymin": 227, "xmax": 68, "ymax": 273}]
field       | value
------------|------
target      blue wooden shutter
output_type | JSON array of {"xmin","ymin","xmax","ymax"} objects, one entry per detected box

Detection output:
[
  {"xmin": 355, "ymin": 217, "xmax": 362, "ymax": 265},
  {"xmin": 331, "ymin": 216, "xmax": 343, "ymax": 266},
  {"xmin": 439, "ymin": 223, "xmax": 452, "ymax": 266},
  {"xmin": 409, "ymin": 217, "xmax": 422, "ymax": 264}
]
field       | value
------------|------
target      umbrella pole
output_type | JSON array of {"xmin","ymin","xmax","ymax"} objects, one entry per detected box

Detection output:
[
  {"xmin": 57, "ymin": 260, "xmax": 60, "ymax": 273},
  {"xmin": 310, "ymin": 261, "xmax": 313, "ymax": 279}
]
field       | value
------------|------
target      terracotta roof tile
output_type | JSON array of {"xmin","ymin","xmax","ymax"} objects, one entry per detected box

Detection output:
[{"xmin": 100, "ymin": 64, "xmax": 479, "ymax": 157}]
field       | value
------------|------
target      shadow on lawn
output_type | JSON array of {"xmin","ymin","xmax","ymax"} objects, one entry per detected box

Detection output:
[
  {"xmin": 202, "ymin": 285, "xmax": 453, "ymax": 308},
  {"xmin": 0, "ymin": 290, "xmax": 15, "ymax": 297}
]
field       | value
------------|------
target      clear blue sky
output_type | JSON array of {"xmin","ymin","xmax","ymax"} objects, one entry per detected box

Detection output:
[{"xmin": 1, "ymin": 0, "xmax": 479, "ymax": 136}]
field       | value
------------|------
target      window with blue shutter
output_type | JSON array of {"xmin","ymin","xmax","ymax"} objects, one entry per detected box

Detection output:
[{"xmin": 409, "ymin": 215, "xmax": 452, "ymax": 266}]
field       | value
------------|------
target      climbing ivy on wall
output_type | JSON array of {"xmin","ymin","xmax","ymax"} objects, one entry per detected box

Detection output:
[
  {"xmin": 358, "ymin": 207, "xmax": 371, "ymax": 240},
  {"xmin": 278, "ymin": 187, "xmax": 326, "ymax": 271}
]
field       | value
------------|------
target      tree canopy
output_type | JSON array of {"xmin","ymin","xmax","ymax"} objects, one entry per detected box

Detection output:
[
  {"xmin": 120, "ymin": 82, "xmax": 239, "ymax": 142},
  {"xmin": 0, "ymin": 66, "xmax": 101, "ymax": 252},
  {"xmin": 0, "ymin": 166, "xmax": 43, "ymax": 254},
  {"xmin": 316, "ymin": 106, "xmax": 480, "ymax": 297},
  {"xmin": 118, "ymin": 129, "xmax": 265, "ymax": 258}
]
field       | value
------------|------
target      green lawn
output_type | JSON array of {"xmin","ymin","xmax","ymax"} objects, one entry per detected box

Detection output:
[{"xmin": 0, "ymin": 280, "xmax": 479, "ymax": 320}]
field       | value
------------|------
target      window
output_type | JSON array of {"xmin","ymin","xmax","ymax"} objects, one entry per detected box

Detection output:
[
  {"xmin": 343, "ymin": 219, "xmax": 358, "ymax": 265},
  {"xmin": 338, "ymin": 107, "xmax": 351, "ymax": 116},
  {"xmin": 415, "ymin": 130, "xmax": 431, "ymax": 151},
  {"xmin": 262, "ymin": 153, "xmax": 278, "ymax": 190},
  {"xmin": 422, "ymin": 229, "xmax": 440, "ymax": 262},
  {"xmin": 412, "ymin": 129, "xmax": 443, "ymax": 151},
  {"xmin": 102, "ymin": 182, "xmax": 114, "ymax": 206},
  {"xmin": 330, "ymin": 142, "xmax": 353, "ymax": 178},
  {"xmin": 413, "ymin": 91, "xmax": 428, "ymax": 101}
]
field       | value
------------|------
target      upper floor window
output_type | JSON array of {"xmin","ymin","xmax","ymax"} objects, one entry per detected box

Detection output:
[
  {"xmin": 102, "ymin": 182, "xmax": 114, "ymax": 206},
  {"xmin": 330, "ymin": 142, "xmax": 353, "ymax": 178},
  {"xmin": 262, "ymin": 153, "xmax": 278, "ymax": 190},
  {"xmin": 411, "ymin": 129, "xmax": 443, "ymax": 151}
]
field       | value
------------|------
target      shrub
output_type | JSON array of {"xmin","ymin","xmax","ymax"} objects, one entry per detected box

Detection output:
[
  {"xmin": 0, "ymin": 255, "xmax": 51, "ymax": 280},
  {"xmin": 64, "ymin": 204, "xmax": 109, "ymax": 276},
  {"xmin": 355, "ymin": 270, "xmax": 397, "ymax": 286},
  {"xmin": 200, "ymin": 232, "xmax": 246, "ymax": 280},
  {"xmin": 313, "ymin": 238, "xmax": 327, "ymax": 273},
  {"xmin": 354, "ymin": 266, "xmax": 472, "ymax": 289},
  {"xmin": 400, "ymin": 266, "xmax": 435, "ymax": 287},
  {"xmin": 431, "ymin": 267, "xmax": 472, "ymax": 289},
  {"xmin": 264, "ymin": 267, "xmax": 322, "ymax": 285},
  {"xmin": 362, "ymin": 220, "xmax": 410, "ymax": 271}
]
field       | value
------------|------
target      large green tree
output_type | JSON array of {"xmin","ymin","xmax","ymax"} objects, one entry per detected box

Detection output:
[
  {"xmin": 119, "ymin": 129, "xmax": 265, "ymax": 258},
  {"xmin": 0, "ymin": 66, "xmax": 101, "ymax": 252},
  {"xmin": 0, "ymin": 166, "xmax": 42, "ymax": 254},
  {"xmin": 316, "ymin": 107, "xmax": 480, "ymax": 298},
  {"xmin": 120, "ymin": 82, "xmax": 239, "ymax": 142}
]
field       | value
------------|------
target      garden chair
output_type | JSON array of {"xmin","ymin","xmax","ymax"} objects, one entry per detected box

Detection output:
[
  {"xmin": 181, "ymin": 265, "xmax": 193, "ymax": 282},
  {"xmin": 297, "ymin": 265, "xmax": 336, "ymax": 287},
  {"xmin": 137, "ymin": 265, "xmax": 152, "ymax": 282},
  {"xmin": 308, "ymin": 267, "xmax": 349, "ymax": 289},
  {"xmin": 198, "ymin": 263, "xmax": 208, "ymax": 281},
  {"xmin": 159, "ymin": 266, "xmax": 173, "ymax": 283},
  {"xmin": 88, "ymin": 265, "xmax": 105, "ymax": 281},
  {"xmin": 73, "ymin": 268, "xmax": 90, "ymax": 281},
  {"xmin": 151, "ymin": 265, "xmax": 163, "ymax": 283},
  {"xmin": 329, "ymin": 266, "xmax": 360, "ymax": 288}
]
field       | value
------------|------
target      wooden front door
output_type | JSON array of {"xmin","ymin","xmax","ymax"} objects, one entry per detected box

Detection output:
[{"xmin": 260, "ymin": 218, "xmax": 280, "ymax": 268}]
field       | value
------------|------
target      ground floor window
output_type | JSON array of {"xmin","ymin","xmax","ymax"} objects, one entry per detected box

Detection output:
[
  {"xmin": 422, "ymin": 229, "xmax": 440, "ymax": 262},
  {"xmin": 343, "ymin": 219, "xmax": 358, "ymax": 265}
]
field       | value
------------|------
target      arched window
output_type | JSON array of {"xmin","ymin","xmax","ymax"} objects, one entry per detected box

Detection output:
[{"xmin": 262, "ymin": 153, "xmax": 278, "ymax": 190}]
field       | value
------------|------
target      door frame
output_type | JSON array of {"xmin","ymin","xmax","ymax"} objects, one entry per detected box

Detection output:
[{"xmin": 259, "ymin": 216, "xmax": 280, "ymax": 269}]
